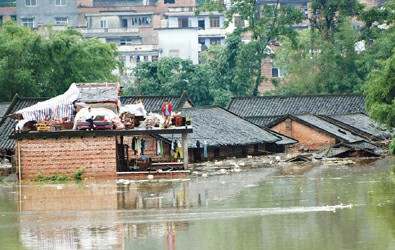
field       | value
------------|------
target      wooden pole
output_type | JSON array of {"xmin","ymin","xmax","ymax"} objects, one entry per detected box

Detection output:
[{"xmin": 182, "ymin": 133, "xmax": 188, "ymax": 170}]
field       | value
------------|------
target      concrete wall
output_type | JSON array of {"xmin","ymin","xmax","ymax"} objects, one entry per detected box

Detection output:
[
  {"xmin": 17, "ymin": 136, "xmax": 117, "ymax": 180},
  {"xmin": 16, "ymin": 0, "xmax": 78, "ymax": 28},
  {"xmin": 271, "ymin": 119, "xmax": 336, "ymax": 151},
  {"xmin": 158, "ymin": 28, "xmax": 199, "ymax": 64}
]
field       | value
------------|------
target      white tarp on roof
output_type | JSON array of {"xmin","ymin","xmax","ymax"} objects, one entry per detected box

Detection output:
[{"xmin": 16, "ymin": 84, "xmax": 80, "ymax": 121}]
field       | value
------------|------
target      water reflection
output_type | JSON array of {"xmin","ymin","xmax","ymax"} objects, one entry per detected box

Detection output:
[{"xmin": 2, "ymin": 157, "xmax": 395, "ymax": 249}]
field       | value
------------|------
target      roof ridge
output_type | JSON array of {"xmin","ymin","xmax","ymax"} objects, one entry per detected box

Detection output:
[
  {"xmin": 121, "ymin": 95, "xmax": 183, "ymax": 98},
  {"xmin": 230, "ymin": 93, "xmax": 365, "ymax": 100}
]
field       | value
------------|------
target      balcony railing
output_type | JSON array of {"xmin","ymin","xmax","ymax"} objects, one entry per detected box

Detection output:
[{"xmin": 78, "ymin": 27, "xmax": 139, "ymax": 37}]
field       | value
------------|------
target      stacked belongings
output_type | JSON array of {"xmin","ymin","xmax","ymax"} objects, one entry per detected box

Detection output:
[
  {"xmin": 73, "ymin": 107, "xmax": 119, "ymax": 130},
  {"xmin": 119, "ymin": 102, "xmax": 147, "ymax": 128}
]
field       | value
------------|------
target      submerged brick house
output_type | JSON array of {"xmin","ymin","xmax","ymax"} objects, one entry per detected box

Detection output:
[
  {"xmin": 268, "ymin": 114, "xmax": 384, "ymax": 153},
  {"xmin": 227, "ymin": 94, "xmax": 389, "ymax": 153},
  {"xmin": 157, "ymin": 106, "xmax": 294, "ymax": 162},
  {"xmin": 6, "ymin": 84, "xmax": 193, "ymax": 180}
]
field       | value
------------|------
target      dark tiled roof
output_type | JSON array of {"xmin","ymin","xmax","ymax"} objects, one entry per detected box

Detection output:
[
  {"xmin": 159, "ymin": 106, "xmax": 280, "ymax": 148},
  {"xmin": 245, "ymin": 116, "xmax": 282, "ymax": 128},
  {"xmin": 267, "ymin": 129, "xmax": 298, "ymax": 145},
  {"xmin": 75, "ymin": 82, "xmax": 119, "ymax": 103},
  {"xmin": 227, "ymin": 94, "xmax": 366, "ymax": 118},
  {"xmin": 269, "ymin": 114, "xmax": 366, "ymax": 144},
  {"xmin": 0, "ymin": 103, "xmax": 10, "ymax": 119},
  {"xmin": 323, "ymin": 113, "xmax": 392, "ymax": 141},
  {"xmin": 121, "ymin": 92, "xmax": 193, "ymax": 113},
  {"xmin": 294, "ymin": 115, "xmax": 365, "ymax": 143},
  {"xmin": 0, "ymin": 96, "xmax": 48, "ymax": 150}
]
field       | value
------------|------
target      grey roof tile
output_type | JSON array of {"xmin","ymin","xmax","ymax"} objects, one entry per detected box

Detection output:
[
  {"xmin": 75, "ymin": 82, "xmax": 119, "ymax": 103},
  {"xmin": 228, "ymin": 94, "xmax": 365, "ymax": 118},
  {"xmin": 325, "ymin": 113, "xmax": 392, "ymax": 141},
  {"xmin": 0, "ymin": 103, "xmax": 10, "ymax": 119},
  {"xmin": 159, "ymin": 106, "xmax": 280, "ymax": 148},
  {"xmin": 0, "ymin": 96, "xmax": 48, "ymax": 150},
  {"xmin": 294, "ymin": 114, "xmax": 366, "ymax": 143},
  {"xmin": 121, "ymin": 92, "xmax": 193, "ymax": 113}
]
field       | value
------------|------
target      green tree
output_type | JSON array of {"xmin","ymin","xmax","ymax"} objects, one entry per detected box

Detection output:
[
  {"xmin": 274, "ymin": 19, "xmax": 362, "ymax": 95},
  {"xmin": 310, "ymin": 0, "xmax": 364, "ymax": 42},
  {"xmin": 357, "ymin": 0, "xmax": 395, "ymax": 82},
  {"xmin": 200, "ymin": 0, "xmax": 304, "ymax": 96},
  {"xmin": 128, "ymin": 57, "xmax": 214, "ymax": 106},
  {"xmin": 364, "ymin": 52, "xmax": 395, "ymax": 129},
  {"xmin": 0, "ymin": 21, "xmax": 120, "ymax": 101}
]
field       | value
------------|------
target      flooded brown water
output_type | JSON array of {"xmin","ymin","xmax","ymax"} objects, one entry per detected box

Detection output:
[{"xmin": 1, "ymin": 157, "xmax": 395, "ymax": 249}]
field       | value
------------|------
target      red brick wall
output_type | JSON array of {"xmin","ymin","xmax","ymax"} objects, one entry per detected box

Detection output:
[
  {"xmin": 271, "ymin": 119, "xmax": 336, "ymax": 151},
  {"xmin": 17, "ymin": 136, "xmax": 117, "ymax": 180},
  {"xmin": 259, "ymin": 59, "xmax": 275, "ymax": 94}
]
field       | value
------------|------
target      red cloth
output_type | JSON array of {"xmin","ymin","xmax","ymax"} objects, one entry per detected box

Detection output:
[{"xmin": 162, "ymin": 103, "xmax": 172, "ymax": 116}]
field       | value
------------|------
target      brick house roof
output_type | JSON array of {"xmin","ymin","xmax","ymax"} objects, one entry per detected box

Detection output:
[
  {"xmin": 268, "ymin": 114, "xmax": 367, "ymax": 144},
  {"xmin": 0, "ymin": 95, "xmax": 48, "ymax": 150},
  {"xmin": 228, "ymin": 94, "xmax": 365, "ymax": 118},
  {"xmin": 121, "ymin": 91, "xmax": 194, "ymax": 113},
  {"xmin": 320, "ymin": 113, "xmax": 393, "ymax": 141},
  {"xmin": 158, "ymin": 106, "xmax": 281, "ymax": 148}
]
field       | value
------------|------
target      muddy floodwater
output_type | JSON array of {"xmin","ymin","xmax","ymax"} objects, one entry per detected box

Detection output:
[{"xmin": 1, "ymin": 157, "xmax": 395, "ymax": 250}]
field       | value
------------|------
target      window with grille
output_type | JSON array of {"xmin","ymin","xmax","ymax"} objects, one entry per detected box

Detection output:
[
  {"xmin": 178, "ymin": 17, "xmax": 189, "ymax": 28},
  {"xmin": 121, "ymin": 19, "xmax": 128, "ymax": 28},
  {"xmin": 210, "ymin": 17, "xmax": 220, "ymax": 28},
  {"xmin": 100, "ymin": 20, "xmax": 108, "ymax": 28},
  {"xmin": 55, "ymin": 0, "xmax": 66, "ymax": 6},
  {"xmin": 22, "ymin": 18, "xmax": 34, "ymax": 28},
  {"xmin": 55, "ymin": 17, "xmax": 68, "ymax": 25},
  {"xmin": 25, "ymin": 0, "xmax": 36, "ymax": 6},
  {"xmin": 120, "ymin": 38, "xmax": 132, "ymax": 45}
]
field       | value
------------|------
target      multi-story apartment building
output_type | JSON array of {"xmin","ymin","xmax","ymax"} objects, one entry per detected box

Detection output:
[{"xmin": 16, "ymin": 0, "xmax": 78, "ymax": 28}]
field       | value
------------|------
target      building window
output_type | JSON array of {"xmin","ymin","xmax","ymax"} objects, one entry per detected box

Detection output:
[
  {"xmin": 272, "ymin": 68, "xmax": 279, "ymax": 77},
  {"xmin": 131, "ymin": 16, "xmax": 151, "ymax": 26},
  {"xmin": 272, "ymin": 67, "xmax": 285, "ymax": 77},
  {"xmin": 164, "ymin": 0, "xmax": 175, "ymax": 3},
  {"xmin": 210, "ymin": 38, "xmax": 221, "ymax": 45},
  {"xmin": 234, "ymin": 16, "xmax": 244, "ymax": 27},
  {"xmin": 120, "ymin": 38, "xmax": 132, "ymax": 45},
  {"xmin": 169, "ymin": 49, "xmax": 179, "ymax": 57},
  {"xmin": 0, "ymin": 16, "xmax": 3, "ymax": 25},
  {"xmin": 22, "ymin": 18, "xmax": 34, "ymax": 28},
  {"xmin": 198, "ymin": 19, "xmax": 205, "ymax": 29},
  {"xmin": 55, "ymin": 0, "xmax": 66, "ymax": 6},
  {"xmin": 121, "ymin": 19, "xmax": 128, "ymax": 28},
  {"xmin": 25, "ymin": 0, "xmax": 36, "ymax": 6},
  {"xmin": 210, "ymin": 17, "xmax": 220, "ymax": 28},
  {"xmin": 100, "ymin": 20, "xmax": 108, "ymax": 28},
  {"xmin": 178, "ymin": 17, "xmax": 189, "ymax": 28},
  {"xmin": 55, "ymin": 17, "xmax": 68, "ymax": 25},
  {"xmin": 11, "ymin": 16, "xmax": 17, "ymax": 21},
  {"xmin": 152, "ymin": 55, "xmax": 158, "ymax": 62}
]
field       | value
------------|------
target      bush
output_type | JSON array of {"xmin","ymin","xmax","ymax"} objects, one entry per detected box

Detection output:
[
  {"xmin": 34, "ymin": 172, "xmax": 70, "ymax": 182},
  {"xmin": 73, "ymin": 168, "xmax": 86, "ymax": 181},
  {"xmin": 389, "ymin": 138, "xmax": 395, "ymax": 155}
]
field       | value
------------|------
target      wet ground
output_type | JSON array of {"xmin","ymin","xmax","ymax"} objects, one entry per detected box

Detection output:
[{"xmin": 1, "ymin": 156, "xmax": 395, "ymax": 249}]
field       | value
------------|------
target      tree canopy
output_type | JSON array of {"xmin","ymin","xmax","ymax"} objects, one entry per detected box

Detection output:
[
  {"xmin": 0, "ymin": 21, "xmax": 120, "ymax": 101},
  {"xmin": 199, "ymin": 0, "xmax": 304, "ymax": 95}
]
